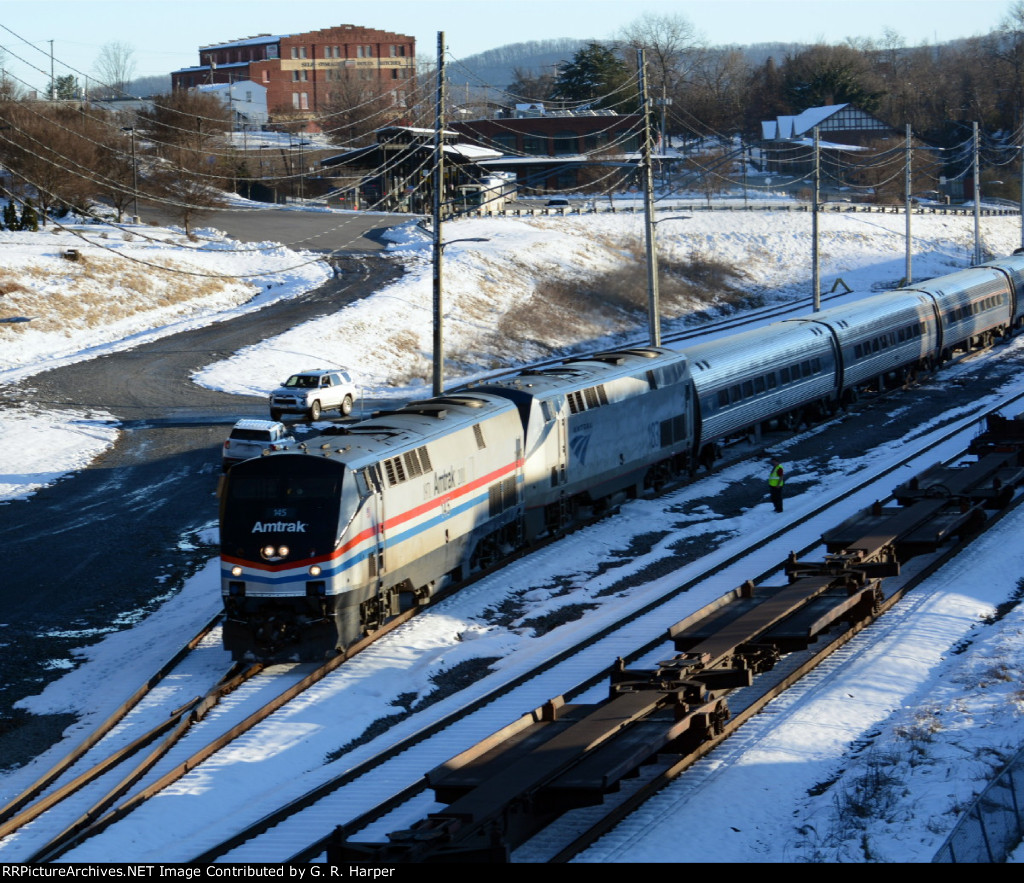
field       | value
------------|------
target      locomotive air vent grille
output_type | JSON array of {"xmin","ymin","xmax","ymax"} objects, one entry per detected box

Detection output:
[
  {"xmin": 403, "ymin": 450, "xmax": 423, "ymax": 478},
  {"xmin": 384, "ymin": 456, "xmax": 408, "ymax": 486},
  {"xmin": 418, "ymin": 445, "xmax": 433, "ymax": 472},
  {"xmin": 473, "ymin": 424, "xmax": 486, "ymax": 450}
]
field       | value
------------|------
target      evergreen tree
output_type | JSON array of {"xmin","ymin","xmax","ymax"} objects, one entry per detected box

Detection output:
[
  {"xmin": 4, "ymin": 201, "xmax": 20, "ymax": 231},
  {"xmin": 551, "ymin": 42, "xmax": 636, "ymax": 112},
  {"xmin": 50, "ymin": 75, "xmax": 80, "ymax": 100},
  {"xmin": 19, "ymin": 199, "xmax": 38, "ymax": 231}
]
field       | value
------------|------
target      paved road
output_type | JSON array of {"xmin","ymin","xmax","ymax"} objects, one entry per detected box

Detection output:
[
  {"xmin": 139, "ymin": 202, "xmax": 415, "ymax": 253},
  {"xmin": 0, "ymin": 213, "xmax": 405, "ymax": 763}
]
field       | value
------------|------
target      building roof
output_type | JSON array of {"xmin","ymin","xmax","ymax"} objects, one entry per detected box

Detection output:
[
  {"xmin": 200, "ymin": 34, "xmax": 288, "ymax": 51},
  {"xmin": 761, "ymin": 103, "xmax": 895, "ymax": 150}
]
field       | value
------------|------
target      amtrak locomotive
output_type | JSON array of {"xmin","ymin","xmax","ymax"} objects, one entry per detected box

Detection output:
[{"xmin": 219, "ymin": 252, "xmax": 1024, "ymax": 660}]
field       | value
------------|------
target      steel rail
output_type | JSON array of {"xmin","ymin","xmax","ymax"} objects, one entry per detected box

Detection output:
[
  {"xmin": 543, "ymin": 485, "xmax": 1024, "ymax": 862},
  {"xmin": 0, "ymin": 612, "xmax": 223, "ymax": 829},
  {"xmin": 187, "ymin": 387, "xmax": 1024, "ymax": 864}
]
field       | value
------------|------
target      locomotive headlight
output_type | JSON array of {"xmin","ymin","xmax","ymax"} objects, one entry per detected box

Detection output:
[
  {"xmin": 309, "ymin": 564, "xmax": 322, "ymax": 577},
  {"xmin": 278, "ymin": 545, "xmax": 290, "ymax": 558},
  {"xmin": 262, "ymin": 545, "xmax": 276, "ymax": 559},
  {"xmin": 231, "ymin": 565, "xmax": 243, "ymax": 577}
]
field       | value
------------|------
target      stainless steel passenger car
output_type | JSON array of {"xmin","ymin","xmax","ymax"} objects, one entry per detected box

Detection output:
[
  {"xmin": 906, "ymin": 267, "xmax": 1013, "ymax": 358},
  {"xmin": 978, "ymin": 252, "xmax": 1024, "ymax": 330},
  {"xmin": 220, "ymin": 392, "xmax": 524, "ymax": 659},
  {"xmin": 683, "ymin": 323, "xmax": 838, "ymax": 463},
  {"xmin": 797, "ymin": 290, "xmax": 941, "ymax": 400}
]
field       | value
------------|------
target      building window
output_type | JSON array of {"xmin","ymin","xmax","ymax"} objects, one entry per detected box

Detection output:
[
  {"xmin": 262, "ymin": 70, "xmax": 269, "ymax": 83},
  {"xmin": 292, "ymin": 92, "xmax": 300, "ymax": 109},
  {"xmin": 523, "ymin": 133, "xmax": 547, "ymax": 155},
  {"xmin": 300, "ymin": 92, "xmax": 309, "ymax": 110}
]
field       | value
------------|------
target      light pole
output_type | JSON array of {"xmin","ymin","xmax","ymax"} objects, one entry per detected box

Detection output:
[
  {"xmin": 646, "ymin": 215, "xmax": 690, "ymax": 344},
  {"xmin": 432, "ymin": 237, "xmax": 489, "ymax": 396}
]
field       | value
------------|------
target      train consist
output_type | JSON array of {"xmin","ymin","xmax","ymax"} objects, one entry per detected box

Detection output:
[{"xmin": 219, "ymin": 253, "xmax": 1024, "ymax": 660}]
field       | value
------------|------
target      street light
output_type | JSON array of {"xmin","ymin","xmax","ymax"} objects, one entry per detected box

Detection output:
[
  {"xmin": 645, "ymin": 215, "xmax": 691, "ymax": 346},
  {"xmin": 432, "ymin": 236, "xmax": 490, "ymax": 396}
]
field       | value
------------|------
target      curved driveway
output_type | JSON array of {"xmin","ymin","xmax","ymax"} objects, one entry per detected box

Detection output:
[{"xmin": 0, "ymin": 211, "xmax": 406, "ymax": 761}]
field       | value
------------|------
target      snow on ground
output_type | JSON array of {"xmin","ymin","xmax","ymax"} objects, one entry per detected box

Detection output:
[{"xmin": 2, "ymin": 201, "xmax": 1024, "ymax": 862}]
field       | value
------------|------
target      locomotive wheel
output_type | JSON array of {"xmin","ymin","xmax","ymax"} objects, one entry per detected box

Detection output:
[{"xmin": 309, "ymin": 400, "xmax": 322, "ymax": 421}]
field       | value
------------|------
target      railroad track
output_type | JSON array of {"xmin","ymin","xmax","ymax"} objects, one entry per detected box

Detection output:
[
  {"xmin": 4, "ymin": 344, "xmax": 1021, "ymax": 862},
  {"xmin": 0, "ymin": 593, "xmax": 432, "ymax": 862},
  {"xmin": 106, "ymin": 385, "xmax": 1022, "ymax": 864}
]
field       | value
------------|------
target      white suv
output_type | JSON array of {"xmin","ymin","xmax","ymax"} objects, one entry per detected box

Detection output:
[
  {"xmin": 222, "ymin": 419, "xmax": 294, "ymax": 470},
  {"xmin": 269, "ymin": 369, "xmax": 358, "ymax": 422}
]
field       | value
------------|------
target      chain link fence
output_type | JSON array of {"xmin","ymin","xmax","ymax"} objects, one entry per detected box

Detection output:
[{"xmin": 934, "ymin": 748, "xmax": 1024, "ymax": 862}]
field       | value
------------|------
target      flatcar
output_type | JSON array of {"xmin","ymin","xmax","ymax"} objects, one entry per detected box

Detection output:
[{"xmin": 218, "ymin": 252, "xmax": 1024, "ymax": 660}]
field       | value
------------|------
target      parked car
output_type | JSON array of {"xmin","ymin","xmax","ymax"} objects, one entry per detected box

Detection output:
[
  {"xmin": 268, "ymin": 368, "xmax": 358, "ymax": 421},
  {"xmin": 222, "ymin": 419, "xmax": 294, "ymax": 471},
  {"xmin": 546, "ymin": 197, "xmax": 570, "ymax": 207}
]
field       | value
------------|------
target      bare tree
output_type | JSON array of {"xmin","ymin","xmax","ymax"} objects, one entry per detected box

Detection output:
[
  {"xmin": 616, "ymin": 12, "xmax": 706, "ymax": 98},
  {"xmin": 93, "ymin": 42, "xmax": 137, "ymax": 98},
  {"xmin": 136, "ymin": 92, "xmax": 230, "ymax": 231},
  {"xmin": 321, "ymin": 74, "xmax": 402, "ymax": 147}
]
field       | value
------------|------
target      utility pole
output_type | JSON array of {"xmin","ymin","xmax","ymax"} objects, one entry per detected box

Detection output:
[
  {"xmin": 1019, "ymin": 116, "xmax": 1023, "ymax": 252},
  {"xmin": 638, "ymin": 49, "xmax": 661, "ymax": 347},
  {"xmin": 812, "ymin": 126, "xmax": 820, "ymax": 311},
  {"xmin": 432, "ymin": 31, "xmax": 447, "ymax": 396},
  {"xmin": 973, "ymin": 121, "xmax": 981, "ymax": 266},
  {"xmin": 905, "ymin": 123, "xmax": 913, "ymax": 285},
  {"xmin": 49, "ymin": 40, "xmax": 54, "ymax": 100},
  {"xmin": 126, "ymin": 127, "xmax": 138, "ymax": 221}
]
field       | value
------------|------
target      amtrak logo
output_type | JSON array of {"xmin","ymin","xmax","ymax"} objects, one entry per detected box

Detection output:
[
  {"xmin": 252, "ymin": 521, "xmax": 307, "ymax": 533},
  {"xmin": 569, "ymin": 434, "xmax": 591, "ymax": 464}
]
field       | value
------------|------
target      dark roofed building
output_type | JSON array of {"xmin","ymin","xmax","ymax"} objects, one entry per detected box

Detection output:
[{"xmin": 760, "ymin": 103, "xmax": 899, "ymax": 178}]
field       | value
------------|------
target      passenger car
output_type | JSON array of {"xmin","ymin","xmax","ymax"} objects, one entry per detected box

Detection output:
[
  {"xmin": 222, "ymin": 419, "xmax": 294, "ymax": 470},
  {"xmin": 268, "ymin": 369, "xmax": 358, "ymax": 421},
  {"xmin": 546, "ymin": 197, "xmax": 570, "ymax": 207}
]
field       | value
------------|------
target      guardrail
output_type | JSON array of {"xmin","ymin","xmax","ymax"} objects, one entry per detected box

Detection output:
[
  {"xmin": 933, "ymin": 746, "xmax": 1024, "ymax": 862},
  {"xmin": 470, "ymin": 202, "xmax": 1020, "ymax": 219}
]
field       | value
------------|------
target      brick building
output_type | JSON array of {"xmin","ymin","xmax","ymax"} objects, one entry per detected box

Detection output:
[{"xmin": 171, "ymin": 25, "xmax": 415, "ymax": 129}]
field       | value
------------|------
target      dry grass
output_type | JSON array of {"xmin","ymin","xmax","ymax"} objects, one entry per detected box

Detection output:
[
  {"xmin": 493, "ymin": 240, "xmax": 753, "ymax": 357},
  {"xmin": 0, "ymin": 253, "xmax": 234, "ymax": 333}
]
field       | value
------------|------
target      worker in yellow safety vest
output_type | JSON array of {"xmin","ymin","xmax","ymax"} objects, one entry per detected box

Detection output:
[{"xmin": 768, "ymin": 457, "xmax": 785, "ymax": 513}]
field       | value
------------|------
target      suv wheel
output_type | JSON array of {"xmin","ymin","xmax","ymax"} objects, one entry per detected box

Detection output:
[
  {"xmin": 309, "ymin": 400, "xmax": 322, "ymax": 422},
  {"xmin": 340, "ymin": 395, "xmax": 353, "ymax": 417}
]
